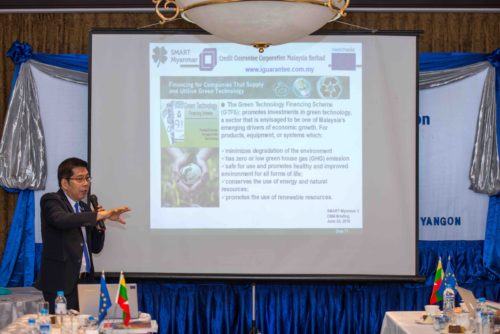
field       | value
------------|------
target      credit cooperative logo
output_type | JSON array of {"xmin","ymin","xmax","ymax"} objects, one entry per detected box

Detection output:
[
  {"xmin": 198, "ymin": 48, "xmax": 217, "ymax": 71},
  {"xmin": 151, "ymin": 47, "xmax": 218, "ymax": 71}
]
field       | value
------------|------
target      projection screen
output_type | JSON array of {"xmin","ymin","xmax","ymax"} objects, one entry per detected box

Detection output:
[{"xmin": 90, "ymin": 30, "xmax": 418, "ymax": 278}]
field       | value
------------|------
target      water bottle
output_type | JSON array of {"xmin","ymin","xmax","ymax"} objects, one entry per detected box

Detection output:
[
  {"xmin": 481, "ymin": 302, "xmax": 492, "ymax": 334},
  {"xmin": 55, "ymin": 290, "xmax": 67, "ymax": 326},
  {"xmin": 38, "ymin": 308, "xmax": 51, "ymax": 334},
  {"xmin": 485, "ymin": 309, "xmax": 495, "ymax": 334},
  {"xmin": 476, "ymin": 297, "xmax": 487, "ymax": 334},
  {"xmin": 443, "ymin": 284, "xmax": 456, "ymax": 323},
  {"xmin": 26, "ymin": 318, "xmax": 40, "ymax": 334}
]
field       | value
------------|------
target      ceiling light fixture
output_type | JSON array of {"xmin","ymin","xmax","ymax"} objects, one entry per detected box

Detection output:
[{"xmin": 152, "ymin": 0, "xmax": 350, "ymax": 52}]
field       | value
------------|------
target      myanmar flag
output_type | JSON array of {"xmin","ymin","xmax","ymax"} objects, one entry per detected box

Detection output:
[
  {"xmin": 430, "ymin": 257, "xmax": 444, "ymax": 304},
  {"xmin": 115, "ymin": 271, "xmax": 131, "ymax": 326}
]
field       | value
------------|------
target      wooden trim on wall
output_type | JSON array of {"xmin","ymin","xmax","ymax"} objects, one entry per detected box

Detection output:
[{"xmin": 0, "ymin": 0, "xmax": 498, "ymax": 10}]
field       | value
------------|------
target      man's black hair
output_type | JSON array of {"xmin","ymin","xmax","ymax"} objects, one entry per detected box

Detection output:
[{"xmin": 57, "ymin": 157, "xmax": 88, "ymax": 187}]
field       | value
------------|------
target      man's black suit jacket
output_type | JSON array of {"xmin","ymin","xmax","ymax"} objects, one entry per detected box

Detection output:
[{"xmin": 35, "ymin": 189, "xmax": 105, "ymax": 295}]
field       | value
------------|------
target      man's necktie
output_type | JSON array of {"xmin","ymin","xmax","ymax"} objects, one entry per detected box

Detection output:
[{"xmin": 75, "ymin": 202, "xmax": 91, "ymax": 273}]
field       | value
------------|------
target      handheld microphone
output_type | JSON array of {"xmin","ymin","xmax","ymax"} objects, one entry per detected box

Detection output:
[{"xmin": 89, "ymin": 194, "xmax": 106, "ymax": 230}]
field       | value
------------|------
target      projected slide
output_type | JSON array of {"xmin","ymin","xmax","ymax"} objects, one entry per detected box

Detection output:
[
  {"xmin": 92, "ymin": 32, "xmax": 417, "ymax": 275},
  {"xmin": 150, "ymin": 43, "xmax": 362, "ymax": 229}
]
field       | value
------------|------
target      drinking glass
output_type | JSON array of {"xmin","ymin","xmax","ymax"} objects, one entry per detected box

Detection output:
[{"xmin": 38, "ymin": 301, "xmax": 49, "ymax": 315}]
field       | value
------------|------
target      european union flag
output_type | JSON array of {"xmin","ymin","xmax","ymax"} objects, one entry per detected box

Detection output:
[
  {"xmin": 98, "ymin": 271, "xmax": 112, "ymax": 323},
  {"xmin": 437, "ymin": 257, "xmax": 459, "ymax": 299}
]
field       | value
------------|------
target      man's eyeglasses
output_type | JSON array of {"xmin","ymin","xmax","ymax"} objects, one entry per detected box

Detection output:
[{"xmin": 68, "ymin": 176, "xmax": 92, "ymax": 183}]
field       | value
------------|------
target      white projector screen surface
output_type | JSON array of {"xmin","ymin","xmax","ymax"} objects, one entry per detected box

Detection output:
[{"xmin": 90, "ymin": 32, "xmax": 417, "ymax": 277}]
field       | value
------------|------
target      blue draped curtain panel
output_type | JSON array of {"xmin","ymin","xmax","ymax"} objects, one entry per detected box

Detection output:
[{"xmin": 0, "ymin": 42, "xmax": 498, "ymax": 334}]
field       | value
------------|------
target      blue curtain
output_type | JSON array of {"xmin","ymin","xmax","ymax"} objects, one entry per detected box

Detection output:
[
  {"xmin": 1, "ymin": 42, "xmax": 499, "ymax": 333},
  {"xmin": 0, "ymin": 42, "xmax": 88, "ymax": 287},
  {"xmin": 0, "ymin": 190, "xmax": 35, "ymax": 287},
  {"xmin": 136, "ymin": 241, "xmax": 500, "ymax": 334},
  {"xmin": 419, "ymin": 51, "xmax": 496, "ymax": 71},
  {"xmin": 5, "ymin": 41, "xmax": 87, "ymax": 94},
  {"xmin": 136, "ymin": 262, "xmax": 499, "ymax": 334}
]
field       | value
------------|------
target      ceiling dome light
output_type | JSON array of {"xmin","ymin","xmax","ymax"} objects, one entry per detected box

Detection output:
[{"xmin": 153, "ymin": 0, "xmax": 350, "ymax": 52}]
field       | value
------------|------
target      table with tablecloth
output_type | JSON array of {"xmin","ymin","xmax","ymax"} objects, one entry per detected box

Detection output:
[
  {"xmin": 0, "ymin": 313, "xmax": 158, "ymax": 334},
  {"xmin": 380, "ymin": 311, "xmax": 438, "ymax": 334},
  {"xmin": 0, "ymin": 287, "xmax": 44, "ymax": 329}
]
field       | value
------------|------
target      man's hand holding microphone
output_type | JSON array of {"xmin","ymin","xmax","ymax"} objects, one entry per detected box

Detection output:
[{"xmin": 90, "ymin": 194, "xmax": 130, "ymax": 230}]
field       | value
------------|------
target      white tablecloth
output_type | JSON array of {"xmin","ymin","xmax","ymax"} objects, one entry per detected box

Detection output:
[
  {"xmin": 380, "ymin": 311, "xmax": 437, "ymax": 334},
  {"xmin": 0, "ymin": 314, "xmax": 158, "ymax": 334},
  {"xmin": 100, "ymin": 318, "xmax": 158, "ymax": 333},
  {"xmin": 0, "ymin": 287, "xmax": 44, "ymax": 329}
]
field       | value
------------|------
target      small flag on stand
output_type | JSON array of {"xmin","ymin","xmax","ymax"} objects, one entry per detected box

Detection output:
[
  {"xmin": 115, "ymin": 271, "xmax": 131, "ymax": 326},
  {"xmin": 98, "ymin": 271, "xmax": 112, "ymax": 323},
  {"xmin": 438, "ymin": 256, "xmax": 459, "ymax": 296},
  {"xmin": 430, "ymin": 256, "xmax": 444, "ymax": 304}
]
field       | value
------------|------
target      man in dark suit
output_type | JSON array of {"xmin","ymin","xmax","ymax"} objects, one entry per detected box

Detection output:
[{"xmin": 35, "ymin": 157, "xmax": 130, "ymax": 313}]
